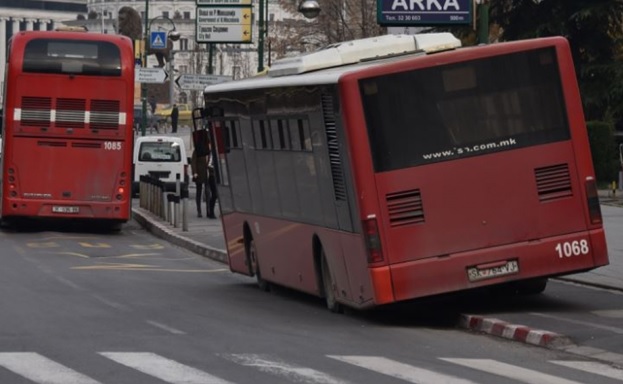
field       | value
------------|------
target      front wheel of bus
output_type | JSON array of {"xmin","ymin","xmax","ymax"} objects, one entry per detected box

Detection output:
[
  {"xmin": 321, "ymin": 252, "xmax": 343, "ymax": 314},
  {"xmin": 248, "ymin": 239, "xmax": 269, "ymax": 292}
]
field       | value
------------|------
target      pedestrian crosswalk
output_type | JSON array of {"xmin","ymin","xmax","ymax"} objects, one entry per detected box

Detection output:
[{"xmin": 0, "ymin": 352, "xmax": 621, "ymax": 384}]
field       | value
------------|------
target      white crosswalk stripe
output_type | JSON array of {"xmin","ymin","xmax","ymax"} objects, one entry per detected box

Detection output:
[
  {"xmin": 2, "ymin": 351, "xmax": 623, "ymax": 384},
  {"xmin": 224, "ymin": 354, "xmax": 350, "ymax": 384},
  {"xmin": 550, "ymin": 360, "xmax": 623, "ymax": 381},
  {"xmin": 327, "ymin": 355, "xmax": 478, "ymax": 384},
  {"xmin": 441, "ymin": 358, "xmax": 586, "ymax": 384},
  {"xmin": 99, "ymin": 352, "xmax": 233, "ymax": 384},
  {"xmin": 0, "ymin": 352, "xmax": 102, "ymax": 384}
]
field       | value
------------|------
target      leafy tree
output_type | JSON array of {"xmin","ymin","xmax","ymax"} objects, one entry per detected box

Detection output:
[{"xmin": 488, "ymin": 0, "xmax": 623, "ymax": 122}]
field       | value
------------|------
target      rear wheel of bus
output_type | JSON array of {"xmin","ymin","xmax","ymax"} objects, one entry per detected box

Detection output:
[
  {"xmin": 320, "ymin": 248, "xmax": 344, "ymax": 314},
  {"xmin": 245, "ymin": 235, "xmax": 269, "ymax": 292}
]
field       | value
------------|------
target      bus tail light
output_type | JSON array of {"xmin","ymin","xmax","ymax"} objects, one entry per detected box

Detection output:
[
  {"xmin": 363, "ymin": 216, "xmax": 384, "ymax": 263},
  {"xmin": 585, "ymin": 177, "xmax": 602, "ymax": 224}
]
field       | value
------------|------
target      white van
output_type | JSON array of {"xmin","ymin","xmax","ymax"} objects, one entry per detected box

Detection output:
[{"xmin": 132, "ymin": 136, "xmax": 189, "ymax": 196}]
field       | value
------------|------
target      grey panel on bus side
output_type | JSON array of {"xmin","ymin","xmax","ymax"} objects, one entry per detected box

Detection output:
[{"xmin": 211, "ymin": 85, "xmax": 355, "ymax": 232}]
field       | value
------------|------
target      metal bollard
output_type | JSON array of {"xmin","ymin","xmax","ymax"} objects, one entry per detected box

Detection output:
[{"xmin": 181, "ymin": 186, "xmax": 188, "ymax": 232}]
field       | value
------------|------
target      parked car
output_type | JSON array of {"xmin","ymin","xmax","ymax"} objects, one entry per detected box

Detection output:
[
  {"xmin": 154, "ymin": 103, "xmax": 193, "ymax": 123},
  {"xmin": 132, "ymin": 135, "xmax": 189, "ymax": 196}
]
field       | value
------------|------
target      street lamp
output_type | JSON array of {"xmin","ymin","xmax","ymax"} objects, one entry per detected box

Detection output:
[
  {"xmin": 140, "ymin": 14, "xmax": 180, "ymax": 136},
  {"xmin": 257, "ymin": 0, "xmax": 321, "ymax": 73}
]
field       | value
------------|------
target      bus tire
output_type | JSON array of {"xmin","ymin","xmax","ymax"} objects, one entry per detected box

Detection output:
[
  {"xmin": 320, "ymin": 250, "xmax": 343, "ymax": 314},
  {"xmin": 248, "ymin": 238, "xmax": 270, "ymax": 292}
]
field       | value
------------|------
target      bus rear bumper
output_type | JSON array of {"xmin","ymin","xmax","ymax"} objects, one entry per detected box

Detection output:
[{"xmin": 384, "ymin": 229, "xmax": 609, "ymax": 303}]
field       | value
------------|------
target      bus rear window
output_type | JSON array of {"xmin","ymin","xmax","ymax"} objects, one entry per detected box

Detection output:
[
  {"xmin": 23, "ymin": 39, "xmax": 121, "ymax": 76},
  {"xmin": 360, "ymin": 47, "xmax": 570, "ymax": 172}
]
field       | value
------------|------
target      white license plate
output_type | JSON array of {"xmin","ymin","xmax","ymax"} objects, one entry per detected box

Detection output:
[
  {"xmin": 467, "ymin": 260, "xmax": 519, "ymax": 282},
  {"xmin": 52, "ymin": 206, "xmax": 80, "ymax": 214}
]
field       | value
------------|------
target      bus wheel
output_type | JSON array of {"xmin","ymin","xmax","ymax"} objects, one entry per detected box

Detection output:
[
  {"xmin": 321, "ymin": 251, "xmax": 343, "ymax": 314},
  {"xmin": 248, "ymin": 239, "xmax": 269, "ymax": 292}
]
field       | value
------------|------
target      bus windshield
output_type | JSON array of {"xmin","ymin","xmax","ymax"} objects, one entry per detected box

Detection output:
[
  {"xmin": 360, "ymin": 47, "xmax": 570, "ymax": 172},
  {"xmin": 23, "ymin": 38, "xmax": 122, "ymax": 76}
]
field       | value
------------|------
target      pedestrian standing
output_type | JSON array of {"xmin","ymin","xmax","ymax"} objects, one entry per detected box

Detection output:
[
  {"xmin": 190, "ymin": 141, "xmax": 209, "ymax": 218},
  {"xmin": 170, "ymin": 104, "xmax": 179, "ymax": 133},
  {"xmin": 206, "ymin": 146, "xmax": 218, "ymax": 219}
]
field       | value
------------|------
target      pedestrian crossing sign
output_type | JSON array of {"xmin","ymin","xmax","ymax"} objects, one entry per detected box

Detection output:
[{"xmin": 150, "ymin": 31, "xmax": 167, "ymax": 50}]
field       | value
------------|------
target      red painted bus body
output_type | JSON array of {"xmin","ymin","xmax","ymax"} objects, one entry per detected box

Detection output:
[
  {"xmin": 203, "ymin": 35, "xmax": 608, "ymax": 310},
  {"xmin": 1, "ymin": 31, "xmax": 134, "ymax": 227}
]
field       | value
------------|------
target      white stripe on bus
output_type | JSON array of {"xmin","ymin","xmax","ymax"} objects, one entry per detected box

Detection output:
[
  {"xmin": 12, "ymin": 108, "xmax": 126, "ymax": 125},
  {"xmin": 0, "ymin": 352, "xmax": 101, "ymax": 384}
]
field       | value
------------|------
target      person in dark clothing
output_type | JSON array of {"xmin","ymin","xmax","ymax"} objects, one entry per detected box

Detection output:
[
  {"xmin": 190, "ymin": 136, "xmax": 217, "ymax": 218},
  {"xmin": 170, "ymin": 104, "xmax": 179, "ymax": 133}
]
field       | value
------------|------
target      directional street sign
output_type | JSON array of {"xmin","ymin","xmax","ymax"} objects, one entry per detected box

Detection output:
[
  {"xmin": 196, "ymin": 0, "xmax": 251, "ymax": 4},
  {"xmin": 196, "ymin": 6, "xmax": 252, "ymax": 43},
  {"xmin": 175, "ymin": 74, "xmax": 232, "ymax": 90},
  {"xmin": 136, "ymin": 67, "xmax": 168, "ymax": 84},
  {"xmin": 150, "ymin": 31, "xmax": 167, "ymax": 49}
]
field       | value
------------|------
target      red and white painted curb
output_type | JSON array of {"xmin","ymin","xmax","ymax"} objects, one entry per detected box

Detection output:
[{"xmin": 460, "ymin": 314, "xmax": 573, "ymax": 348}]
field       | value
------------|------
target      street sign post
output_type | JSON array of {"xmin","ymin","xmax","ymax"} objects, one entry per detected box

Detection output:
[
  {"xmin": 175, "ymin": 74, "xmax": 232, "ymax": 90},
  {"xmin": 136, "ymin": 67, "xmax": 168, "ymax": 84}
]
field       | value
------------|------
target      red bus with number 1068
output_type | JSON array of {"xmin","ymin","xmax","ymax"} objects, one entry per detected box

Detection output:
[
  {"xmin": 203, "ymin": 33, "xmax": 608, "ymax": 312},
  {"xmin": 0, "ymin": 29, "xmax": 134, "ymax": 229}
]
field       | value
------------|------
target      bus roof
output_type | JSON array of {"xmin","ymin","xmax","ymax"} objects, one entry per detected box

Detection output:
[{"xmin": 203, "ymin": 33, "xmax": 461, "ymax": 94}]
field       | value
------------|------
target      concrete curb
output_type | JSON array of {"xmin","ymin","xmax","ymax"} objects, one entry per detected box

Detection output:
[
  {"xmin": 459, "ymin": 314, "xmax": 574, "ymax": 348},
  {"xmin": 132, "ymin": 208, "xmax": 228, "ymax": 264}
]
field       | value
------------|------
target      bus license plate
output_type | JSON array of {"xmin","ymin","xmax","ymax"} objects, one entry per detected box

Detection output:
[
  {"xmin": 467, "ymin": 260, "xmax": 519, "ymax": 282},
  {"xmin": 52, "ymin": 206, "xmax": 80, "ymax": 214}
]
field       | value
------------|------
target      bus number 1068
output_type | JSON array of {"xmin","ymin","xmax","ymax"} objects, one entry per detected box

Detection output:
[{"xmin": 555, "ymin": 240, "xmax": 589, "ymax": 258}]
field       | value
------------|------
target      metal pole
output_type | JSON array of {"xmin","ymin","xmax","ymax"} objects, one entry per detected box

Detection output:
[
  {"xmin": 168, "ymin": 49, "xmax": 174, "ymax": 107},
  {"xmin": 477, "ymin": 1, "xmax": 489, "ymax": 45},
  {"xmin": 208, "ymin": 44, "xmax": 214, "ymax": 75},
  {"xmin": 257, "ymin": 0, "xmax": 265, "ymax": 73},
  {"xmin": 141, "ymin": 0, "xmax": 150, "ymax": 136}
]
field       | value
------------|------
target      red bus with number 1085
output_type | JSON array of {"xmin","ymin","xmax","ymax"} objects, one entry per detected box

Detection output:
[
  {"xmin": 0, "ymin": 30, "xmax": 134, "ymax": 229},
  {"xmin": 203, "ymin": 33, "xmax": 608, "ymax": 312}
]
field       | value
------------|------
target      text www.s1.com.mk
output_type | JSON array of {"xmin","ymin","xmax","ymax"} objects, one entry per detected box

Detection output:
[{"xmin": 422, "ymin": 138, "xmax": 518, "ymax": 160}]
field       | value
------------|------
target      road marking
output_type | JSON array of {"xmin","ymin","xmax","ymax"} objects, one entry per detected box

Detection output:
[
  {"xmin": 55, "ymin": 252, "xmax": 90, "ymax": 258},
  {"xmin": 328, "ymin": 355, "xmax": 477, "ymax": 384},
  {"xmin": 550, "ymin": 360, "xmax": 623, "ymax": 380},
  {"xmin": 27, "ymin": 242, "xmax": 60, "ymax": 248},
  {"xmin": 78, "ymin": 242, "xmax": 111, "ymax": 248},
  {"xmin": 100, "ymin": 352, "xmax": 232, "ymax": 384},
  {"xmin": 130, "ymin": 243, "xmax": 165, "ymax": 249},
  {"xmin": 441, "ymin": 358, "xmax": 584, "ymax": 384},
  {"xmin": 146, "ymin": 320, "xmax": 186, "ymax": 335},
  {"xmin": 0, "ymin": 352, "xmax": 101, "ymax": 384},
  {"xmin": 591, "ymin": 309, "xmax": 623, "ymax": 319},
  {"xmin": 72, "ymin": 263, "xmax": 228, "ymax": 272},
  {"xmin": 225, "ymin": 354, "xmax": 350, "ymax": 384},
  {"xmin": 530, "ymin": 312, "xmax": 623, "ymax": 334}
]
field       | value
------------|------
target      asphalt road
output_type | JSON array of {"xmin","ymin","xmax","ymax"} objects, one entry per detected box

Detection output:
[{"xmin": 1, "ymin": 220, "xmax": 623, "ymax": 383}]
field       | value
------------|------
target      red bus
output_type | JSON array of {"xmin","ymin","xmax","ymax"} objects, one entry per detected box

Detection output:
[
  {"xmin": 203, "ymin": 33, "xmax": 609, "ymax": 312},
  {"xmin": 1, "ymin": 30, "xmax": 134, "ymax": 229}
]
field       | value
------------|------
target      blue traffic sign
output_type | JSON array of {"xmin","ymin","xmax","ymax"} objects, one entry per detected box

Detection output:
[{"xmin": 150, "ymin": 31, "xmax": 167, "ymax": 49}]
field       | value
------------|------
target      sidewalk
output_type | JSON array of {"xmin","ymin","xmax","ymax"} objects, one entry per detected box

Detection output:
[{"xmin": 131, "ymin": 187, "xmax": 623, "ymax": 293}]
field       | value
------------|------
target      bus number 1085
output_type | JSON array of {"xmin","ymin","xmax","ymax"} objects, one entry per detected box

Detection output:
[{"xmin": 104, "ymin": 141, "xmax": 122, "ymax": 150}]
